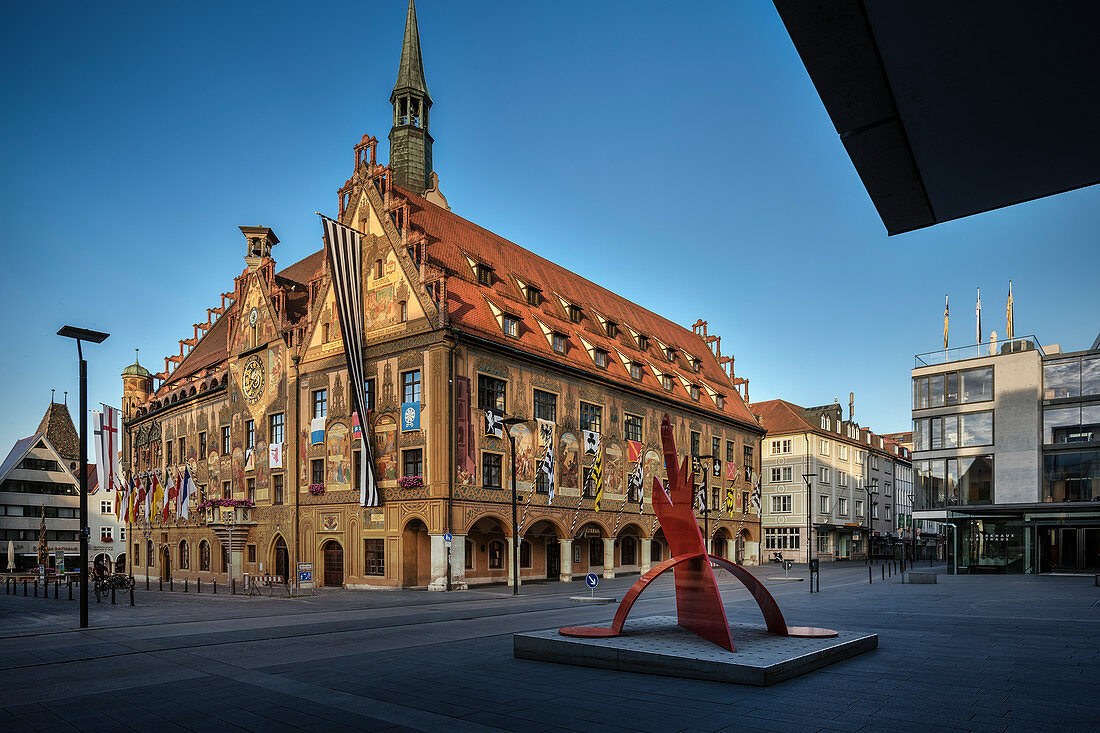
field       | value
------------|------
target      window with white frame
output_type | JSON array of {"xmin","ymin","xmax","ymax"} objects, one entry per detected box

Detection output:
[
  {"xmin": 764, "ymin": 527, "xmax": 800, "ymax": 550},
  {"xmin": 871, "ymin": 455, "xmax": 880, "ymax": 469},
  {"xmin": 838, "ymin": 497, "xmax": 848, "ymax": 515},
  {"xmin": 885, "ymin": 505, "xmax": 892, "ymax": 521},
  {"xmin": 101, "ymin": 526, "xmax": 113, "ymax": 541},
  {"xmin": 100, "ymin": 500, "xmax": 112, "ymax": 515},
  {"xmin": 770, "ymin": 466, "xmax": 793, "ymax": 483},
  {"xmin": 855, "ymin": 499, "xmax": 864, "ymax": 517},
  {"xmin": 872, "ymin": 503, "xmax": 879, "ymax": 519},
  {"xmin": 770, "ymin": 495, "xmax": 792, "ymax": 513},
  {"xmin": 819, "ymin": 495, "xmax": 830, "ymax": 514},
  {"xmin": 838, "ymin": 471, "xmax": 848, "ymax": 488},
  {"xmin": 838, "ymin": 444, "xmax": 848, "ymax": 461},
  {"xmin": 770, "ymin": 438, "xmax": 792, "ymax": 455},
  {"xmin": 819, "ymin": 467, "xmax": 830, "ymax": 483},
  {"xmin": 884, "ymin": 482, "xmax": 892, "ymax": 496},
  {"xmin": 819, "ymin": 439, "xmax": 830, "ymax": 456},
  {"xmin": 502, "ymin": 314, "xmax": 519, "ymax": 337},
  {"xmin": 856, "ymin": 450, "xmax": 865, "ymax": 465}
]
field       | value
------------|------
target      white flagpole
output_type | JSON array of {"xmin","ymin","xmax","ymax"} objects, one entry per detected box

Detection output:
[{"xmin": 976, "ymin": 287, "xmax": 981, "ymax": 352}]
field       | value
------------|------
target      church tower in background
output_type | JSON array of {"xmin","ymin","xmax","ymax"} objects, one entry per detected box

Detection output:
[{"xmin": 389, "ymin": 0, "xmax": 433, "ymax": 195}]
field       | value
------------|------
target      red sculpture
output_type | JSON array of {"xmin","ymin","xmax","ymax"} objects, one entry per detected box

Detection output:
[{"xmin": 560, "ymin": 414, "xmax": 835, "ymax": 651}]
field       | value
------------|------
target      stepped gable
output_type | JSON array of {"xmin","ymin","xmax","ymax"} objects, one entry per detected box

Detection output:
[
  {"xmin": 35, "ymin": 402, "xmax": 79, "ymax": 461},
  {"xmin": 394, "ymin": 185, "xmax": 757, "ymax": 428},
  {"xmin": 156, "ymin": 250, "xmax": 324, "ymax": 395}
]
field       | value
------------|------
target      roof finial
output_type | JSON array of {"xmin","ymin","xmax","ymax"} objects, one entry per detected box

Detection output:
[
  {"xmin": 51, "ymin": 388, "xmax": 55, "ymax": 405},
  {"xmin": 64, "ymin": 391, "xmax": 68, "ymax": 406},
  {"xmin": 135, "ymin": 347, "xmax": 140, "ymax": 365},
  {"xmin": 393, "ymin": 0, "xmax": 430, "ymax": 96}
]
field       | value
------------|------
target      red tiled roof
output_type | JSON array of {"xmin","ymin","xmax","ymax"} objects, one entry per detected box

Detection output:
[
  {"xmin": 751, "ymin": 399, "xmax": 816, "ymax": 435},
  {"xmin": 397, "ymin": 186, "xmax": 758, "ymax": 429}
]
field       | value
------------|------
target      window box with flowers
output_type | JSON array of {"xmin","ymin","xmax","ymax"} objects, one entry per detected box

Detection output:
[
  {"xmin": 197, "ymin": 498, "xmax": 256, "ymax": 523},
  {"xmin": 398, "ymin": 475, "xmax": 424, "ymax": 490},
  {"xmin": 308, "ymin": 484, "xmax": 326, "ymax": 496}
]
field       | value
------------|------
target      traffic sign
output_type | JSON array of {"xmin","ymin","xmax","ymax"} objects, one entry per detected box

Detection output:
[
  {"xmin": 443, "ymin": 532, "xmax": 453, "ymax": 543},
  {"xmin": 585, "ymin": 572, "xmax": 599, "ymax": 588}
]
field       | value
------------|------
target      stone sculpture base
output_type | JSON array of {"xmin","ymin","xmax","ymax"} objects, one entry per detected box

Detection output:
[{"xmin": 515, "ymin": 616, "xmax": 877, "ymax": 686}]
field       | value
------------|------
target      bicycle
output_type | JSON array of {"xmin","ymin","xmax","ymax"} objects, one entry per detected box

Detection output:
[{"xmin": 93, "ymin": 574, "xmax": 133, "ymax": 600}]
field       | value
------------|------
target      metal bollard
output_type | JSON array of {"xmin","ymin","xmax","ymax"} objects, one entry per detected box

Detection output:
[
  {"xmin": 95, "ymin": 583, "xmax": 100, "ymax": 603},
  {"xmin": 159, "ymin": 577, "xmax": 163, "ymax": 592},
  {"xmin": 54, "ymin": 579, "xmax": 59, "ymax": 599},
  {"xmin": 111, "ymin": 585, "xmax": 116, "ymax": 605},
  {"xmin": 34, "ymin": 579, "xmax": 39, "ymax": 597},
  {"xmin": 213, "ymin": 579, "xmax": 217, "ymax": 594},
  {"xmin": 170, "ymin": 577, "xmax": 174, "ymax": 592},
  {"xmin": 231, "ymin": 578, "xmax": 236, "ymax": 595},
  {"xmin": 197, "ymin": 579, "xmax": 201, "ymax": 593},
  {"xmin": 68, "ymin": 579, "xmax": 73, "ymax": 600},
  {"xmin": 882, "ymin": 564, "xmax": 885, "ymax": 580},
  {"xmin": 145, "ymin": 575, "xmax": 149, "ymax": 591},
  {"xmin": 184, "ymin": 578, "xmax": 188, "ymax": 593},
  {"xmin": 23, "ymin": 579, "xmax": 28, "ymax": 596},
  {"xmin": 868, "ymin": 566, "xmax": 872, "ymax": 584},
  {"xmin": 129, "ymin": 583, "xmax": 135, "ymax": 606}
]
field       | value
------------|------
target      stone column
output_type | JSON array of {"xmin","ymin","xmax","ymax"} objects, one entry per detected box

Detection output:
[
  {"xmin": 746, "ymin": 540, "xmax": 760, "ymax": 566},
  {"xmin": 602, "ymin": 538, "xmax": 615, "ymax": 579},
  {"xmin": 640, "ymin": 537, "xmax": 652, "ymax": 574},
  {"xmin": 506, "ymin": 536, "xmax": 518, "ymax": 587},
  {"xmin": 559, "ymin": 538, "xmax": 573, "ymax": 582},
  {"xmin": 449, "ymin": 534, "xmax": 468, "ymax": 590},
  {"xmin": 427, "ymin": 534, "xmax": 448, "ymax": 591}
]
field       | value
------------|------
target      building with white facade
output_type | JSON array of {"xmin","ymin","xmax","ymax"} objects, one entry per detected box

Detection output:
[
  {"xmin": 911, "ymin": 333, "xmax": 1100, "ymax": 573},
  {"xmin": 752, "ymin": 399, "xmax": 911, "ymax": 563}
]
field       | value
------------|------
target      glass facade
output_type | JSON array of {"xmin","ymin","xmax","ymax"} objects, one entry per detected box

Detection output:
[
  {"xmin": 1043, "ymin": 355, "xmax": 1100, "ymax": 400},
  {"xmin": 913, "ymin": 366, "xmax": 993, "ymax": 409},
  {"xmin": 1043, "ymin": 450, "xmax": 1100, "ymax": 502},
  {"xmin": 916, "ymin": 456, "xmax": 993, "ymax": 509},
  {"xmin": 950, "ymin": 515, "xmax": 1027, "ymax": 573},
  {"xmin": 913, "ymin": 411, "xmax": 993, "ymax": 450},
  {"xmin": 1043, "ymin": 405, "xmax": 1100, "ymax": 444}
]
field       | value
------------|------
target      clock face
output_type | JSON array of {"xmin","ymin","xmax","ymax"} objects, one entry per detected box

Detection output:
[
  {"xmin": 242, "ymin": 354, "xmax": 265, "ymax": 404},
  {"xmin": 248, "ymin": 307, "xmax": 258, "ymax": 327}
]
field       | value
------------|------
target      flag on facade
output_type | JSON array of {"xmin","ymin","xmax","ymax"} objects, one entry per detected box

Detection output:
[
  {"xmin": 750, "ymin": 471, "xmax": 762, "ymax": 514},
  {"xmin": 484, "ymin": 407, "xmax": 503, "ymax": 438},
  {"xmin": 726, "ymin": 460, "xmax": 736, "ymax": 478},
  {"xmin": 165, "ymin": 469, "xmax": 181, "ymax": 521},
  {"xmin": 351, "ymin": 412, "xmax": 362, "ymax": 440},
  {"xmin": 180, "ymin": 466, "xmax": 196, "ymax": 520},
  {"xmin": 628, "ymin": 459, "xmax": 643, "ymax": 512},
  {"xmin": 140, "ymin": 474, "xmax": 150, "ymax": 519},
  {"xmin": 593, "ymin": 444, "xmax": 603, "ymax": 511},
  {"xmin": 310, "ymin": 416, "xmax": 326, "ymax": 445},
  {"xmin": 1006, "ymin": 280, "xmax": 1014, "ymax": 339},
  {"xmin": 151, "ymin": 472, "xmax": 164, "ymax": 520},
  {"xmin": 943, "ymin": 294, "xmax": 949, "ymax": 349},
  {"xmin": 269, "ymin": 442, "xmax": 283, "ymax": 469},
  {"xmin": 537, "ymin": 418, "xmax": 555, "ymax": 502},
  {"xmin": 695, "ymin": 482, "xmax": 706, "ymax": 514},
  {"xmin": 244, "ymin": 447, "xmax": 255, "ymax": 471},
  {"xmin": 725, "ymin": 481, "xmax": 736, "ymax": 515},
  {"xmin": 976, "ymin": 287, "xmax": 982, "ymax": 345},
  {"xmin": 93, "ymin": 404, "xmax": 122, "ymax": 505},
  {"xmin": 320, "ymin": 214, "xmax": 379, "ymax": 507},
  {"xmin": 626, "ymin": 440, "xmax": 642, "ymax": 464},
  {"xmin": 583, "ymin": 430, "xmax": 600, "ymax": 456}
]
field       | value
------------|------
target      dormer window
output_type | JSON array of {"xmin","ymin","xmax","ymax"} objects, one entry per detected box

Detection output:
[
  {"xmin": 690, "ymin": 384, "xmax": 700, "ymax": 401},
  {"xmin": 593, "ymin": 349, "xmax": 609, "ymax": 369},
  {"xmin": 526, "ymin": 286, "xmax": 541, "ymax": 306},
  {"xmin": 568, "ymin": 305, "xmax": 582, "ymax": 323},
  {"xmin": 637, "ymin": 335, "xmax": 648, "ymax": 351},
  {"xmin": 503, "ymin": 315, "xmax": 519, "ymax": 337},
  {"xmin": 606, "ymin": 321, "xmax": 618, "ymax": 338},
  {"xmin": 630, "ymin": 363, "xmax": 644, "ymax": 381},
  {"xmin": 662, "ymin": 375, "xmax": 674, "ymax": 391},
  {"xmin": 552, "ymin": 332, "xmax": 567, "ymax": 354},
  {"xmin": 476, "ymin": 264, "xmax": 493, "ymax": 286},
  {"xmin": 716, "ymin": 394, "xmax": 725, "ymax": 410},
  {"xmin": 665, "ymin": 347, "xmax": 676, "ymax": 363},
  {"xmin": 690, "ymin": 358, "xmax": 702, "ymax": 373}
]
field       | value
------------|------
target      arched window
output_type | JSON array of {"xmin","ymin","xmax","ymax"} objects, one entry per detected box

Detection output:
[
  {"xmin": 179, "ymin": 540, "xmax": 190, "ymax": 570},
  {"xmin": 146, "ymin": 540, "xmax": 154, "ymax": 567},
  {"xmin": 488, "ymin": 540, "xmax": 504, "ymax": 570},
  {"xmin": 199, "ymin": 540, "xmax": 211, "ymax": 571},
  {"xmin": 621, "ymin": 536, "xmax": 636, "ymax": 565}
]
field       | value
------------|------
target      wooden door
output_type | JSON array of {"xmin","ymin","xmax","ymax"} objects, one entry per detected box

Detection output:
[{"xmin": 323, "ymin": 541, "xmax": 343, "ymax": 587}]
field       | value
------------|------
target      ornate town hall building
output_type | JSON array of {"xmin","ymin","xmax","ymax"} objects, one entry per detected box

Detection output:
[{"xmin": 120, "ymin": 1, "xmax": 764, "ymax": 589}]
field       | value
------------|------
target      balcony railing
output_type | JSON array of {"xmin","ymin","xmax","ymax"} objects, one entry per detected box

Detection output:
[{"xmin": 914, "ymin": 336, "xmax": 1043, "ymax": 368}]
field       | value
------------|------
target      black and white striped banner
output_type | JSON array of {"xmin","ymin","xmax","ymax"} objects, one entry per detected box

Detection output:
[{"xmin": 320, "ymin": 215, "xmax": 380, "ymax": 507}]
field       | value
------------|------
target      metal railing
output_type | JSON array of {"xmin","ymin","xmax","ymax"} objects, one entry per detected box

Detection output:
[{"xmin": 914, "ymin": 336, "xmax": 1043, "ymax": 367}]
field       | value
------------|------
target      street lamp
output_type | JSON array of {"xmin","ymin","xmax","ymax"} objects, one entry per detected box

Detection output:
[
  {"xmin": 802, "ymin": 472, "xmax": 815, "ymax": 591},
  {"xmin": 58, "ymin": 325, "xmax": 109, "ymax": 629},
  {"xmin": 501, "ymin": 415, "xmax": 528, "ymax": 596},
  {"xmin": 141, "ymin": 518, "xmax": 152, "ymax": 590},
  {"xmin": 866, "ymin": 478, "xmax": 878, "ymax": 564}
]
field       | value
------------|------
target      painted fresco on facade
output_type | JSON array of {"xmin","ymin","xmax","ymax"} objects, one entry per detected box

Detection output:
[
  {"xmin": 560, "ymin": 432, "xmax": 578, "ymax": 490},
  {"xmin": 327, "ymin": 423, "xmax": 351, "ymax": 487},
  {"xmin": 373, "ymin": 417, "xmax": 398, "ymax": 483},
  {"xmin": 604, "ymin": 442, "xmax": 623, "ymax": 496},
  {"xmin": 510, "ymin": 423, "xmax": 533, "ymax": 491}
]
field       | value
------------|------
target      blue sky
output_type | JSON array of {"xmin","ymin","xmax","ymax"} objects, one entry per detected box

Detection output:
[{"xmin": 1, "ymin": 1, "xmax": 1097, "ymax": 458}]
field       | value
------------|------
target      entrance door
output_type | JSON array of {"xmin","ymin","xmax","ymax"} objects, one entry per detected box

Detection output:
[
  {"xmin": 546, "ymin": 538, "xmax": 560, "ymax": 580},
  {"xmin": 1058, "ymin": 528, "xmax": 1078, "ymax": 570},
  {"xmin": 274, "ymin": 538, "xmax": 289, "ymax": 583},
  {"xmin": 161, "ymin": 547, "xmax": 171, "ymax": 581},
  {"xmin": 323, "ymin": 541, "xmax": 344, "ymax": 587}
]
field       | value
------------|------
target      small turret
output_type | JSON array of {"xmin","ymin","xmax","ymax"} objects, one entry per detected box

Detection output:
[{"xmin": 121, "ymin": 349, "xmax": 153, "ymax": 419}]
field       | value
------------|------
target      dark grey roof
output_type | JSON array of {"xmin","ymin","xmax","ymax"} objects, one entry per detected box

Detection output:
[{"xmin": 392, "ymin": 0, "xmax": 430, "ymax": 99}]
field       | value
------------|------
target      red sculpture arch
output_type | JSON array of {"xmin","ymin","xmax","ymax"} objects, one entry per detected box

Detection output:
[{"xmin": 560, "ymin": 414, "xmax": 836, "ymax": 652}]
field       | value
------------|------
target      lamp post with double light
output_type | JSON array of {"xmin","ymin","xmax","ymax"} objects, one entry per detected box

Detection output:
[
  {"xmin": 500, "ymin": 415, "xmax": 528, "ymax": 596},
  {"xmin": 58, "ymin": 325, "xmax": 109, "ymax": 629}
]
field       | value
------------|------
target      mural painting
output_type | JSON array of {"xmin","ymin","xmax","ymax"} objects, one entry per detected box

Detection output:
[
  {"xmin": 373, "ymin": 417, "xmax": 398, "ymax": 483},
  {"xmin": 604, "ymin": 442, "xmax": 623, "ymax": 496},
  {"xmin": 327, "ymin": 423, "xmax": 351, "ymax": 488},
  {"xmin": 642, "ymin": 450, "xmax": 662, "ymax": 493},
  {"xmin": 560, "ymin": 432, "xmax": 578, "ymax": 490},
  {"xmin": 510, "ymin": 424, "xmax": 533, "ymax": 492}
]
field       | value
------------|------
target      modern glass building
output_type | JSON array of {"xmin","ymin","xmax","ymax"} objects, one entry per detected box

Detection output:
[{"xmin": 911, "ymin": 334, "xmax": 1100, "ymax": 573}]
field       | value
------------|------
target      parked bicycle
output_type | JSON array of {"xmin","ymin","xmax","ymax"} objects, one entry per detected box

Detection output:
[{"xmin": 93, "ymin": 574, "xmax": 133, "ymax": 600}]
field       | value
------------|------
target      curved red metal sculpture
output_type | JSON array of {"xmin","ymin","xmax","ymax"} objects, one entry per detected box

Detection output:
[{"xmin": 560, "ymin": 414, "xmax": 836, "ymax": 651}]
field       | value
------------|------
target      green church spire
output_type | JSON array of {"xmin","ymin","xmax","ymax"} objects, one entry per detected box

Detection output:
[{"xmin": 389, "ymin": 0, "xmax": 433, "ymax": 194}]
